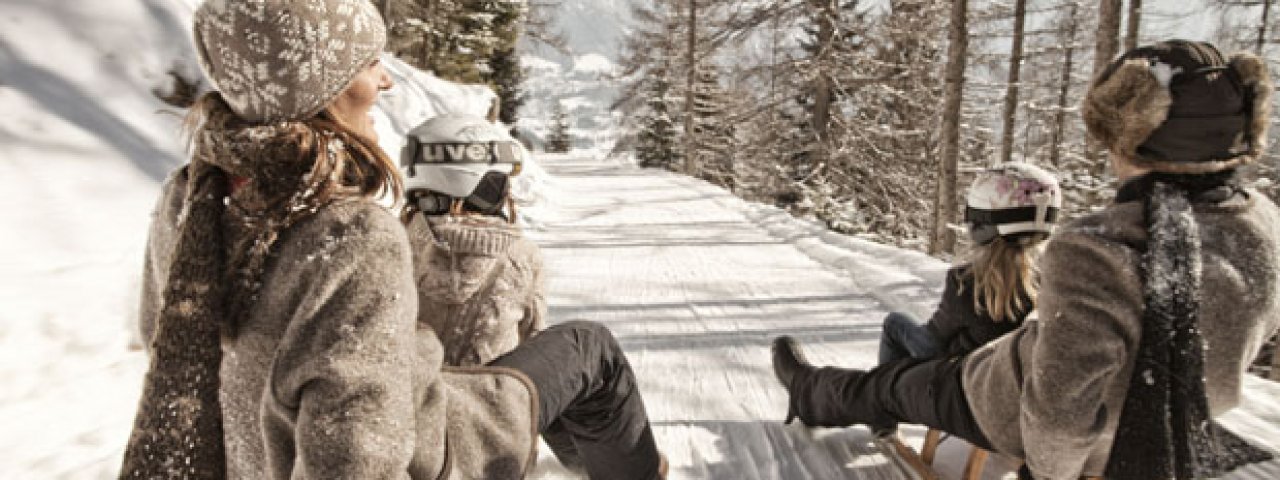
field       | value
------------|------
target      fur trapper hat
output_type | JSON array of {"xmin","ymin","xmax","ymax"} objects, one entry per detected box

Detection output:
[
  {"xmin": 1083, "ymin": 40, "xmax": 1272, "ymax": 174},
  {"xmin": 193, "ymin": 0, "xmax": 387, "ymax": 123}
]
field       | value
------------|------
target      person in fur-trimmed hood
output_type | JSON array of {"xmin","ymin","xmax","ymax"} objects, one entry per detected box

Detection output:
[
  {"xmin": 771, "ymin": 39, "xmax": 1280, "ymax": 479},
  {"xmin": 127, "ymin": 2, "xmax": 664, "ymax": 479}
]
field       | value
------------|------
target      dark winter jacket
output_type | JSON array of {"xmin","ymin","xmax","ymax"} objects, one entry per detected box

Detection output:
[
  {"xmin": 406, "ymin": 214, "xmax": 546, "ymax": 366},
  {"xmin": 961, "ymin": 179, "xmax": 1280, "ymax": 479},
  {"xmin": 925, "ymin": 266, "xmax": 1029, "ymax": 357},
  {"xmin": 140, "ymin": 169, "xmax": 539, "ymax": 479}
]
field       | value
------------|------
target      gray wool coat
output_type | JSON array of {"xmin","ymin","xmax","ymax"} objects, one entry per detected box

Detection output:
[
  {"xmin": 406, "ymin": 214, "xmax": 546, "ymax": 367},
  {"xmin": 962, "ymin": 187, "xmax": 1280, "ymax": 479},
  {"xmin": 140, "ymin": 168, "xmax": 539, "ymax": 479}
]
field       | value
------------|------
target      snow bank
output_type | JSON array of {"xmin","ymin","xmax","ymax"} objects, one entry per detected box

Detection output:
[
  {"xmin": 0, "ymin": 0, "xmax": 195, "ymax": 477},
  {"xmin": 573, "ymin": 53, "xmax": 617, "ymax": 75}
]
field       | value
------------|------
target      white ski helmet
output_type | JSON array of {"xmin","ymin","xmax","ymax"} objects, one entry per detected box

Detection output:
[
  {"xmin": 965, "ymin": 162, "xmax": 1062, "ymax": 245},
  {"xmin": 401, "ymin": 112, "xmax": 523, "ymax": 198}
]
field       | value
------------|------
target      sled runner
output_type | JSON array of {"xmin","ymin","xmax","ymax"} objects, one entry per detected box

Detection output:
[
  {"xmin": 876, "ymin": 427, "xmax": 1006, "ymax": 480},
  {"xmin": 914, "ymin": 428, "xmax": 1104, "ymax": 480}
]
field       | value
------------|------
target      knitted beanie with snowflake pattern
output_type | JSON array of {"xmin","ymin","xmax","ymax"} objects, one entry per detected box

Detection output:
[{"xmin": 193, "ymin": 0, "xmax": 387, "ymax": 123}]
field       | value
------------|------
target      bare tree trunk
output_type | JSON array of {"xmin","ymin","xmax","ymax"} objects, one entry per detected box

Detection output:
[
  {"xmin": 684, "ymin": 0, "xmax": 698, "ymax": 175},
  {"xmin": 1124, "ymin": 0, "xmax": 1142, "ymax": 50},
  {"xmin": 931, "ymin": 0, "xmax": 968, "ymax": 255},
  {"xmin": 810, "ymin": 0, "xmax": 838, "ymax": 144},
  {"xmin": 1092, "ymin": 0, "xmax": 1122, "ymax": 78},
  {"xmin": 1050, "ymin": 3, "xmax": 1080, "ymax": 168},
  {"xmin": 1259, "ymin": 0, "xmax": 1273, "ymax": 55},
  {"xmin": 1087, "ymin": 0, "xmax": 1123, "ymax": 166},
  {"xmin": 999, "ymin": 0, "xmax": 1028, "ymax": 165}
]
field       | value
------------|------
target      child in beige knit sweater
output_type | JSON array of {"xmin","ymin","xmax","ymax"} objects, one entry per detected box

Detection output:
[
  {"xmin": 402, "ymin": 113, "xmax": 596, "ymax": 473},
  {"xmin": 400, "ymin": 113, "xmax": 546, "ymax": 366}
]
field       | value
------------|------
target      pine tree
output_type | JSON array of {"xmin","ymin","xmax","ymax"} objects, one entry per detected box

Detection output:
[
  {"xmin": 615, "ymin": 0, "xmax": 686, "ymax": 162},
  {"xmin": 486, "ymin": 0, "xmax": 527, "ymax": 126},
  {"xmin": 384, "ymin": 1, "xmax": 525, "ymax": 84},
  {"xmin": 636, "ymin": 66, "xmax": 681, "ymax": 169},
  {"xmin": 690, "ymin": 64, "xmax": 735, "ymax": 189},
  {"xmin": 383, "ymin": 1, "xmax": 528, "ymax": 126},
  {"xmin": 547, "ymin": 102, "xmax": 572, "ymax": 153}
]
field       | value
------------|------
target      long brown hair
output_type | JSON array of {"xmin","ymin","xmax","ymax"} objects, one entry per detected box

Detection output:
[
  {"xmin": 182, "ymin": 92, "xmax": 403, "ymax": 337},
  {"xmin": 962, "ymin": 234, "xmax": 1046, "ymax": 323},
  {"xmin": 183, "ymin": 92, "xmax": 402, "ymax": 203}
]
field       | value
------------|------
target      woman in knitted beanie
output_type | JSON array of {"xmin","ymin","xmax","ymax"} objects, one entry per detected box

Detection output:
[
  {"xmin": 772, "ymin": 39, "xmax": 1280, "ymax": 479},
  {"xmin": 123, "ymin": 1, "xmax": 664, "ymax": 479}
]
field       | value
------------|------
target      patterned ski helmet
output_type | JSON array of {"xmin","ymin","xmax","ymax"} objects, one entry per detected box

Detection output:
[
  {"xmin": 401, "ymin": 113, "xmax": 523, "ymax": 199},
  {"xmin": 965, "ymin": 162, "xmax": 1062, "ymax": 245}
]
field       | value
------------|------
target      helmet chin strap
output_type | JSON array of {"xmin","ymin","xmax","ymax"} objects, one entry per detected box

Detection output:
[{"xmin": 1032, "ymin": 191, "xmax": 1052, "ymax": 230}]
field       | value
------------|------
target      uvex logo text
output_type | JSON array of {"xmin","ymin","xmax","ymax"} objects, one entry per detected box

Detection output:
[{"xmin": 421, "ymin": 143, "xmax": 492, "ymax": 163}]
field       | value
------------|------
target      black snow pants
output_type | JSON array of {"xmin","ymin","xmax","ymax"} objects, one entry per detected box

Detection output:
[
  {"xmin": 490, "ymin": 320, "xmax": 662, "ymax": 480},
  {"xmin": 790, "ymin": 355, "xmax": 994, "ymax": 451}
]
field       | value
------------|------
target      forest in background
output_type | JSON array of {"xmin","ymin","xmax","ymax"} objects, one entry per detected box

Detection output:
[
  {"xmin": 607, "ymin": 0, "xmax": 1280, "ymax": 376},
  {"xmin": 613, "ymin": 0, "xmax": 1280, "ymax": 256}
]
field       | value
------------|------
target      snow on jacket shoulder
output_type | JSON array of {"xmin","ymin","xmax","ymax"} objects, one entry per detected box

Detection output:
[
  {"xmin": 407, "ymin": 213, "xmax": 546, "ymax": 366},
  {"xmin": 961, "ymin": 186, "xmax": 1280, "ymax": 479},
  {"xmin": 139, "ymin": 168, "xmax": 538, "ymax": 480}
]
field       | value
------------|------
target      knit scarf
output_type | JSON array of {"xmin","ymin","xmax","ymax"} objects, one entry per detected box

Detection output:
[
  {"xmin": 120, "ymin": 107, "xmax": 350, "ymax": 479},
  {"xmin": 1105, "ymin": 175, "xmax": 1273, "ymax": 479}
]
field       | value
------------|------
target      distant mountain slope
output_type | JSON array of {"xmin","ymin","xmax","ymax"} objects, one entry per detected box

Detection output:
[{"xmin": 517, "ymin": 0, "xmax": 632, "ymax": 152}]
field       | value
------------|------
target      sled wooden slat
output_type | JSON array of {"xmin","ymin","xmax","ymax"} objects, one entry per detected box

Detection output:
[
  {"xmin": 921, "ymin": 428, "xmax": 988, "ymax": 480},
  {"xmin": 921, "ymin": 429, "xmax": 942, "ymax": 465},
  {"xmin": 879, "ymin": 435, "xmax": 940, "ymax": 480},
  {"xmin": 961, "ymin": 448, "xmax": 988, "ymax": 479}
]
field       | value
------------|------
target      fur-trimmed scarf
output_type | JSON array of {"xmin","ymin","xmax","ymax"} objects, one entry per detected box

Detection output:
[
  {"xmin": 1105, "ymin": 174, "xmax": 1273, "ymax": 479},
  {"xmin": 121, "ymin": 101, "xmax": 356, "ymax": 479}
]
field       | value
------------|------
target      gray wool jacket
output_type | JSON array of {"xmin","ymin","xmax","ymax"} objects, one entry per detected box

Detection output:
[
  {"xmin": 406, "ymin": 214, "xmax": 546, "ymax": 367},
  {"xmin": 140, "ymin": 169, "xmax": 539, "ymax": 479},
  {"xmin": 962, "ymin": 186, "xmax": 1280, "ymax": 479}
]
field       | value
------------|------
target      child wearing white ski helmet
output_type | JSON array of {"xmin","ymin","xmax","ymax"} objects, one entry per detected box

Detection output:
[
  {"xmin": 401, "ymin": 112, "xmax": 525, "ymax": 219},
  {"xmin": 773, "ymin": 39, "xmax": 1279, "ymax": 479},
  {"xmin": 400, "ymin": 112, "xmax": 543, "ymax": 367},
  {"xmin": 963, "ymin": 162, "xmax": 1061, "ymax": 247},
  {"xmin": 400, "ymin": 113, "xmax": 617, "ymax": 474},
  {"xmin": 883, "ymin": 163, "xmax": 1060, "ymax": 352},
  {"xmin": 874, "ymin": 163, "xmax": 1059, "ymax": 436}
]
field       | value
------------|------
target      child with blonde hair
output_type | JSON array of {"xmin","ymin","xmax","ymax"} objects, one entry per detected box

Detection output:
[{"xmin": 879, "ymin": 162, "xmax": 1060, "ymax": 366}]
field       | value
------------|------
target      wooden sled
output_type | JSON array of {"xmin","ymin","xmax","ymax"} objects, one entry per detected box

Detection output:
[{"xmin": 870, "ymin": 428, "xmax": 993, "ymax": 480}]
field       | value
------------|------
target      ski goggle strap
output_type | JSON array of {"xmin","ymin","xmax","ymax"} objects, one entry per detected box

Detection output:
[
  {"xmin": 403, "ymin": 137, "xmax": 521, "ymax": 176},
  {"xmin": 965, "ymin": 206, "xmax": 1060, "ymax": 226}
]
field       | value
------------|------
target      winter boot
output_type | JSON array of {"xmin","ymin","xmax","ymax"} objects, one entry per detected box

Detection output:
[{"xmin": 772, "ymin": 336, "xmax": 814, "ymax": 425}]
